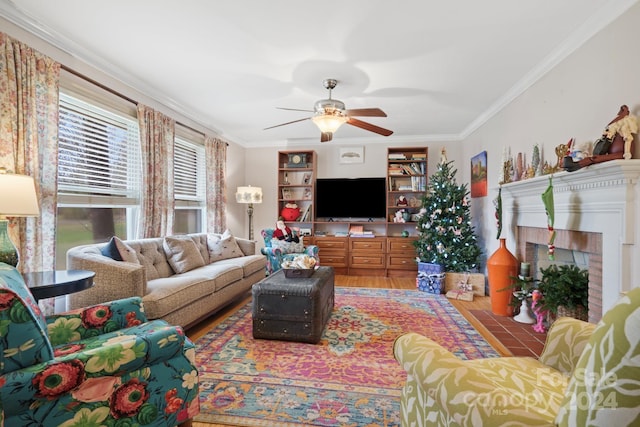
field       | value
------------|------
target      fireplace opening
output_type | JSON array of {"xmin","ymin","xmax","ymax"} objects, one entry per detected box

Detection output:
[
  {"xmin": 517, "ymin": 226, "xmax": 602, "ymax": 323},
  {"xmin": 534, "ymin": 246, "xmax": 589, "ymax": 279}
]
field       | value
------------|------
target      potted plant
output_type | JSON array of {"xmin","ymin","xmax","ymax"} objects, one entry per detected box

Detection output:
[{"xmin": 537, "ymin": 264, "xmax": 588, "ymax": 321}]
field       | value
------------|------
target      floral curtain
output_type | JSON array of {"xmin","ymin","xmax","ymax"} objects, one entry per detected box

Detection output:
[
  {"xmin": 137, "ymin": 104, "xmax": 175, "ymax": 238},
  {"xmin": 0, "ymin": 33, "xmax": 60, "ymax": 313},
  {"xmin": 205, "ymin": 135, "xmax": 227, "ymax": 233}
]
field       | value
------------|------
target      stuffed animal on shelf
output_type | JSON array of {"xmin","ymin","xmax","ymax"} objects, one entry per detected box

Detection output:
[
  {"xmin": 274, "ymin": 219, "xmax": 299, "ymax": 243},
  {"xmin": 393, "ymin": 210, "xmax": 406, "ymax": 223},
  {"xmin": 531, "ymin": 289, "xmax": 548, "ymax": 333}
]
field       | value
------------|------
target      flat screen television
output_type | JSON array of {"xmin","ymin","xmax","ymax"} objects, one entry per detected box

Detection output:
[{"xmin": 315, "ymin": 177, "xmax": 386, "ymax": 220}]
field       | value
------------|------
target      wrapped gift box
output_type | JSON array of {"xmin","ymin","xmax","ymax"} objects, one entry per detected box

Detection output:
[
  {"xmin": 444, "ymin": 272, "xmax": 486, "ymax": 296},
  {"xmin": 416, "ymin": 262, "xmax": 445, "ymax": 294}
]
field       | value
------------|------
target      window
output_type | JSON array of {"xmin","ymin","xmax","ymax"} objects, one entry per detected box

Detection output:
[
  {"xmin": 56, "ymin": 93, "xmax": 141, "ymax": 268},
  {"xmin": 173, "ymin": 137, "xmax": 206, "ymax": 234},
  {"xmin": 55, "ymin": 91, "xmax": 208, "ymax": 268},
  {"xmin": 58, "ymin": 94, "xmax": 141, "ymax": 199}
]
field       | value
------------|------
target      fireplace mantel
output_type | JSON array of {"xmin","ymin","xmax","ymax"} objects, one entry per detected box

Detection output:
[{"xmin": 500, "ymin": 160, "xmax": 640, "ymax": 314}]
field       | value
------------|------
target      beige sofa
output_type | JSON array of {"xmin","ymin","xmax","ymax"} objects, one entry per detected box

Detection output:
[{"xmin": 66, "ymin": 232, "xmax": 266, "ymax": 329}]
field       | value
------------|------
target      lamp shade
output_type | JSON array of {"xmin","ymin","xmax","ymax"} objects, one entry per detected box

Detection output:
[
  {"xmin": 311, "ymin": 114, "xmax": 348, "ymax": 134},
  {"xmin": 0, "ymin": 172, "xmax": 40, "ymax": 217},
  {"xmin": 236, "ymin": 186, "xmax": 263, "ymax": 204}
]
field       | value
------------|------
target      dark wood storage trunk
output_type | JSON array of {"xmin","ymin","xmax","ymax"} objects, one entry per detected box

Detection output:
[{"xmin": 252, "ymin": 266, "xmax": 334, "ymax": 343}]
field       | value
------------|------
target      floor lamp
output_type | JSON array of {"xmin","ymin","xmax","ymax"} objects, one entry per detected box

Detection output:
[
  {"xmin": 0, "ymin": 169, "xmax": 40, "ymax": 267},
  {"xmin": 235, "ymin": 186, "xmax": 262, "ymax": 240}
]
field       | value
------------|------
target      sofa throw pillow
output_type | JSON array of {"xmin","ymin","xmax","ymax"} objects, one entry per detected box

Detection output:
[
  {"xmin": 102, "ymin": 236, "xmax": 139, "ymax": 264},
  {"xmin": 270, "ymin": 237, "xmax": 304, "ymax": 254},
  {"xmin": 207, "ymin": 229, "xmax": 244, "ymax": 262},
  {"xmin": 163, "ymin": 236, "xmax": 206, "ymax": 274},
  {"xmin": 100, "ymin": 236, "xmax": 123, "ymax": 261}
]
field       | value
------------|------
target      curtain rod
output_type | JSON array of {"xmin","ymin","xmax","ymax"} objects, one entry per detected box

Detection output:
[{"xmin": 60, "ymin": 64, "xmax": 227, "ymax": 144}]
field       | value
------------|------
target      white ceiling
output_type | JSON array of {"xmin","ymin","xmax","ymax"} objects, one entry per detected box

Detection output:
[{"xmin": 1, "ymin": 0, "xmax": 636, "ymax": 147}]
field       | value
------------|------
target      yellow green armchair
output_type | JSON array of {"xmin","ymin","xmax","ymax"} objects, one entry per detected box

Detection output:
[{"xmin": 394, "ymin": 286, "xmax": 640, "ymax": 426}]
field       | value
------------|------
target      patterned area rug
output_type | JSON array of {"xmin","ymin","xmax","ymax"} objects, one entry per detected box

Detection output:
[{"xmin": 194, "ymin": 287, "xmax": 499, "ymax": 426}]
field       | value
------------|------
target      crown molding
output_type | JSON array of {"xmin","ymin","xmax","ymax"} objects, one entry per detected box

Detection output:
[{"xmin": 460, "ymin": 0, "xmax": 639, "ymax": 140}]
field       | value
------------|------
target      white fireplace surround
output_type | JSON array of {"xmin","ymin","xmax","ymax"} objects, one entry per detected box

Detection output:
[{"xmin": 500, "ymin": 160, "xmax": 640, "ymax": 315}]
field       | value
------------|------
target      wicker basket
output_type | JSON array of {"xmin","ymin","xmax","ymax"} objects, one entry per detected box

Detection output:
[{"xmin": 556, "ymin": 305, "xmax": 588, "ymax": 322}]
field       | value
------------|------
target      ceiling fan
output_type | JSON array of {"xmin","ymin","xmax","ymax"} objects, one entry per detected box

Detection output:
[{"xmin": 264, "ymin": 78, "xmax": 394, "ymax": 142}]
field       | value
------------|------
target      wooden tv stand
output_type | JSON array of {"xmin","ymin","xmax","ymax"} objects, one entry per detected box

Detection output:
[{"xmin": 310, "ymin": 235, "xmax": 417, "ymax": 277}]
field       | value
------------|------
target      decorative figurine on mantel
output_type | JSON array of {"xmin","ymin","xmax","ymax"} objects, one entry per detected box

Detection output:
[
  {"xmin": 532, "ymin": 144, "xmax": 541, "ymax": 177},
  {"xmin": 498, "ymin": 147, "xmax": 507, "ymax": 184},
  {"xmin": 563, "ymin": 104, "xmax": 638, "ymax": 172},
  {"xmin": 500, "ymin": 157, "xmax": 513, "ymax": 185},
  {"xmin": 554, "ymin": 140, "xmax": 570, "ymax": 172}
]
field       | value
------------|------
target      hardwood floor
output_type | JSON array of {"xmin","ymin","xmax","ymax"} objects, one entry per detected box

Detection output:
[{"xmin": 185, "ymin": 274, "xmax": 513, "ymax": 427}]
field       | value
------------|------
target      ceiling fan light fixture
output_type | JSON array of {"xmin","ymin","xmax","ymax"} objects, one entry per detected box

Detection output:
[
  {"xmin": 266, "ymin": 78, "xmax": 392, "ymax": 140},
  {"xmin": 311, "ymin": 114, "xmax": 348, "ymax": 134}
]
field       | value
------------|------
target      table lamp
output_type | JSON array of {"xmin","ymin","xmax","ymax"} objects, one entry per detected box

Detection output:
[
  {"xmin": 0, "ymin": 169, "xmax": 40, "ymax": 267},
  {"xmin": 235, "ymin": 185, "xmax": 262, "ymax": 240}
]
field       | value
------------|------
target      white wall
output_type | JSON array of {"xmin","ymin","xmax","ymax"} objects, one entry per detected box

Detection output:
[{"xmin": 461, "ymin": 2, "xmax": 640, "ymax": 268}]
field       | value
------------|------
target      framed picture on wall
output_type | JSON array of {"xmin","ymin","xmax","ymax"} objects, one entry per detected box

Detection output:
[
  {"xmin": 470, "ymin": 151, "xmax": 488, "ymax": 197},
  {"xmin": 339, "ymin": 146, "xmax": 364, "ymax": 164}
]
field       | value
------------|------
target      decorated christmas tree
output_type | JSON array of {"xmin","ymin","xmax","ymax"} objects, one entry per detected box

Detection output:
[{"xmin": 414, "ymin": 158, "xmax": 482, "ymax": 272}]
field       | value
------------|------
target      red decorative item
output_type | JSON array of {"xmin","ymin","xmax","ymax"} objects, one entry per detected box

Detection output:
[
  {"xmin": 487, "ymin": 238, "xmax": 518, "ymax": 316},
  {"xmin": 280, "ymin": 203, "xmax": 300, "ymax": 221}
]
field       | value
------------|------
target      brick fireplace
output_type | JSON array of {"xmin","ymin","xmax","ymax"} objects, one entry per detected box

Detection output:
[
  {"xmin": 515, "ymin": 227, "xmax": 602, "ymax": 322},
  {"xmin": 500, "ymin": 160, "xmax": 640, "ymax": 322}
]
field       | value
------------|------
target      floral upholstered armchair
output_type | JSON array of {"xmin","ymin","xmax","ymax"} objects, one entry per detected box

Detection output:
[
  {"xmin": 393, "ymin": 286, "xmax": 640, "ymax": 426},
  {"xmin": 0, "ymin": 263, "xmax": 199, "ymax": 426},
  {"xmin": 260, "ymin": 228, "xmax": 319, "ymax": 275}
]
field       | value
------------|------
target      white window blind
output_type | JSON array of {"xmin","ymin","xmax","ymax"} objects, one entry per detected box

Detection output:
[
  {"xmin": 174, "ymin": 137, "xmax": 205, "ymax": 201},
  {"xmin": 58, "ymin": 93, "xmax": 140, "ymax": 199}
]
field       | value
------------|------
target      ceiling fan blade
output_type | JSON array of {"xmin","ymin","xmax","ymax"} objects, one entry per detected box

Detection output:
[
  {"xmin": 346, "ymin": 117, "xmax": 393, "ymax": 136},
  {"xmin": 276, "ymin": 107, "xmax": 315, "ymax": 113},
  {"xmin": 344, "ymin": 108, "xmax": 387, "ymax": 117},
  {"xmin": 264, "ymin": 117, "xmax": 312, "ymax": 130},
  {"xmin": 320, "ymin": 132, "xmax": 333, "ymax": 142}
]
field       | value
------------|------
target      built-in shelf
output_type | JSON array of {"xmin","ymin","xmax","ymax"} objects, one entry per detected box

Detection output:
[{"xmin": 274, "ymin": 147, "xmax": 428, "ymax": 276}]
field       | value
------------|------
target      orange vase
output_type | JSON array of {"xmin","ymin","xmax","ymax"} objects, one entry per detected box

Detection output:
[{"xmin": 487, "ymin": 238, "xmax": 518, "ymax": 316}]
